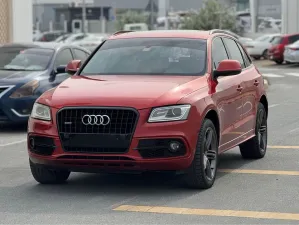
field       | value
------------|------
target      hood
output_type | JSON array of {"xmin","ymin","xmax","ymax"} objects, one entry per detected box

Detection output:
[
  {"xmin": 0, "ymin": 70, "xmax": 45, "ymax": 84},
  {"xmin": 43, "ymin": 75, "xmax": 208, "ymax": 110}
]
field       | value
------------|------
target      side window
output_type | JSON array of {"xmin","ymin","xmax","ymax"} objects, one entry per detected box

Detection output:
[
  {"xmin": 236, "ymin": 42, "xmax": 251, "ymax": 67},
  {"xmin": 212, "ymin": 37, "xmax": 229, "ymax": 69},
  {"xmin": 223, "ymin": 38, "xmax": 246, "ymax": 68},
  {"xmin": 73, "ymin": 49, "xmax": 89, "ymax": 62},
  {"xmin": 289, "ymin": 35, "xmax": 299, "ymax": 44},
  {"xmin": 55, "ymin": 49, "xmax": 73, "ymax": 67}
]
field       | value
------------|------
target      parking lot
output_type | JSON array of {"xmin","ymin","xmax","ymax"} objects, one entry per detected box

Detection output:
[{"xmin": 1, "ymin": 60, "xmax": 299, "ymax": 224}]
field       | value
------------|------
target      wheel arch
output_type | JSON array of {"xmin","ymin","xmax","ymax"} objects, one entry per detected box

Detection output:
[
  {"xmin": 203, "ymin": 109, "xmax": 220, "ymax": 144},
  {"xmin": 260, "ymin": 95, "xmax": 268, "ymax": 118}
]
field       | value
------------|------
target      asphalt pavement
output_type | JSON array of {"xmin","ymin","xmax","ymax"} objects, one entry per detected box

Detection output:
[{"xmin": 1, "ymin": 61, "xmax": 299, "ymax": 224}]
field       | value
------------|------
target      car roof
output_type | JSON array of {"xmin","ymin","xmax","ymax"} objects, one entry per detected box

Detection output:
[
  {"xmin": 0, "ymin": 42, "xmax": 84, "ymax": 51},
  {"xmin": 109, "ymin": 30, "xmax": 212, "ymax": 40}
]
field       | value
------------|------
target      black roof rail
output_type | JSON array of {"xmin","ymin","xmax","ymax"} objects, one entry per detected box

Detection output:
[
  {"xmin": 209, "ymin": 29, "xmax": 239, "ymax": 39},
  {"xmin": 112, "ymin": 30, "xmax": 135, "ymax": 36}
]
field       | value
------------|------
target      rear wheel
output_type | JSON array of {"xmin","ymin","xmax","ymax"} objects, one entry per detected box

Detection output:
[
  {"xmin": 239, "ymin": 103, "xmax": 267, "ymax": 159},
  {"xmin": 262, "ymin": 50, "xmax": 268, "ymax": 59},
  {"xmin": 183, "ymin": 119, "xmax": 218, "ymax": 189},
  {"xmin": 30, "ymin": 160, "xmax": 70, "ymax": 184},
  {"xmin": 275, "ymin": 60, "xmax": 283, "ymax": 64}
]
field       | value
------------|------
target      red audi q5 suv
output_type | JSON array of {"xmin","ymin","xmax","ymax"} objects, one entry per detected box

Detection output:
[{"xmin": 27, "ymin": 29, "xmax": 268, "ymax": 189}]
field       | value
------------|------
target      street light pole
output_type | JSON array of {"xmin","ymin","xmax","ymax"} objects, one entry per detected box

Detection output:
[{"xmin": 82, "ymin": 0, "xmax": 86, "ymax": 34}]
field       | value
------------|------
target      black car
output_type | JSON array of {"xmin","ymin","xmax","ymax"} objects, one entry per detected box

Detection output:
[{"xmin": 0, "ymin": 42, "xmax": 91, "ymax": 124}]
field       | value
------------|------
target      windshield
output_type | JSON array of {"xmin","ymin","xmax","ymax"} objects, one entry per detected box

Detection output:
[
  {"xmin": 271, "ymin": 36, "xmax": 283, "ymax": 45},
  {"xmin": 80, "ymin": 38, "xmax": 207, "ymax": 76},
  {"xmin": 0, "ymin": 47, "xmax": 54, "ymax": 71}
]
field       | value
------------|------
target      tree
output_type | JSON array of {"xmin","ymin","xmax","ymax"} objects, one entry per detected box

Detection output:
[
  {"xmin": 116, "ymin": 10, "xmax": 148, "ymax": 30},
  {"xmin": 181, "ymin": 0, "xmax": 238, "ymax": 33}
]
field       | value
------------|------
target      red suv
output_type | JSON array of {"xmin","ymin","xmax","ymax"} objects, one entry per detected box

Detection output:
[
  {"xmin": 268, "ymin": 33, "xmax": 299, "ymax": 64},
  {"xmin": 27, "ymin": 30, "xmax": 268, "ymax": 189}
]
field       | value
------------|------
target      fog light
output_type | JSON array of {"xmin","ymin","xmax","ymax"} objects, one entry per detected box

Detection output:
[
  {"xmin": 169, "ymin": 141, "xmax": 181, "ymax": 152},
  {"xmin": 29, "ymin": 137, "xmax": 35, "ymax": 148}
]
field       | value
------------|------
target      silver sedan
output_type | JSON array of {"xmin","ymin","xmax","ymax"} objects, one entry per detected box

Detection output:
[{"xmin": 284, "ymin": 40, "xmax": 299, "ymax": 63}]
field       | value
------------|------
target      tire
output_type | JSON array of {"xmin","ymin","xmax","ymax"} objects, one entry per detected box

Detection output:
[
  {"xmin": 30, "ymin": 160, "xmax": 70, "ymax": 184},
  {"xmin": 275, "ymin": 60, "xmax": 283, "ymax": 64},
  {"xmin": 262, "ymin": 50, "xmax": 268, "ymax": 59},
  {"xmin": 239, "ymin": 103, "xmax": 267, "ymax": 159},
  {"xmin": 253, "ymin": 56, "xmax": 261, "ymax": 60},
  {"xmin": 183, "ymin": 118, "xmax": 218, "ymax": 189}
]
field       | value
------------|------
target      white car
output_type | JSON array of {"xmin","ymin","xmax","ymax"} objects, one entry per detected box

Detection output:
[
  {"xmin": 244, "ymin": 34, "xmax": 281, "ymax": 60},
  {"xmin": 72, "ymin": 34, "xmax": 108, "ymax": 51},
  {"xmin": 284, "ymin": 40, "xmax": 299, "ymax": 64}
]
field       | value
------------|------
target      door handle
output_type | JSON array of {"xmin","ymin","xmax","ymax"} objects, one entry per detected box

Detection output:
[
  {"xmin": 254, "ymin": 80, "xmax": 259, "ymax": 86},
  {"xmin": 236, "ymin": 85, "xmax": 243, "ymax": 92}
]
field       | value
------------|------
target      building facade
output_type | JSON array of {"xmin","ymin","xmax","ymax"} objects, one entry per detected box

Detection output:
[{"xmin": 0, "ymin": 0, "xmax": 33, "ymax": 44}]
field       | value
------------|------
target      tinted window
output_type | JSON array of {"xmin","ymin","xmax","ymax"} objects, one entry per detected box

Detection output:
[
  {"xmin": 80, "ymin": 38, "xmax": 207, "ymax": 76},
  {"xmin": 55, "ymin": 49, "xmax": 73, "ymax": 67},
  {"xmin": 223, "ymin": 38, "xmax": 245, "ymax": 68},
  {"xmin": 0, "ymin": 47, "xmax": 54, "ymax": 71},
  {"xmin": 236, "ymin": 42, "xmax": 251, "ymax": 67},
  {"xmin": 212, "ymin": 38, "xmax": 228, "ymax": 69},
  {"xmin": 271, "ymin": 36, "xmax": 283, "ymax": 45},
  {"xmin": 288, "ymin": 35, "xmax": 299, "ymax": 44},
  {"xmin": 73, "ymin": 49, "xmax": 89, "ymax": 62}
]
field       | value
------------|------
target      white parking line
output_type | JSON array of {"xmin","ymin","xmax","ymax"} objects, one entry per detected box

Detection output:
[
  {"xmin": 269, "ymin": 104, "xmax": 280, "ymax": 108},
  {"xmin": 0, "ymin": 139, "xmax": 27, "ymax": 147},
  {"xmin": 262, "ymin": 73, "xmax": 284, "ymax": 78},
  {"xmin": 286, "ymin": 73, "xmax": 299, "ymax": 77}
]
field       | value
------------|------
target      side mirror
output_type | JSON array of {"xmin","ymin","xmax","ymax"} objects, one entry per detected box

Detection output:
[
  {"xmin": 66, "ymin": 60, "xmax": 81, "ymax": 75},
  {"xmin": 213, "ymin": 59, "xmax": 242, "ymax": 79},
  {"xmin": 55, "ymin": 65, "xmax": 66, "ymax": 74}
]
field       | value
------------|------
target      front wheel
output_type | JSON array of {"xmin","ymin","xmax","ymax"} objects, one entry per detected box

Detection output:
[
  {"xmin": 30, "ymin": 160, "xmax": 70, "ymax": 184},
  {"xmin": 239, "ymin": 103, "xmax": 267, "ymax": 159},
  {"xmin": 183, "ymin": 118, "xmax": 218, "ymax": 189}
]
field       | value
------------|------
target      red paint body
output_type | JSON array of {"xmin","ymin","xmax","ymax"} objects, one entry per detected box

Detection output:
[
  {"xmin": 28, "ymin": 30, "xmax": 267, "ymax": 172},
  {"xmin": 268, "ymin": 33, "xmax": 299, "ymax": 63}
]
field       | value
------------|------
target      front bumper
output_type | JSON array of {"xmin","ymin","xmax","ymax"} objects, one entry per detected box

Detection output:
[
  {"xmin": 0, "ymin": 97, "xmax": 37, "ymax": 123},
  {"xmin": 284, "ymin": 51, "xmax": 299, "ymax": 63},
  {"xmin": 27, "ymin": 107, "xmax": 200, "ymax": 172}
]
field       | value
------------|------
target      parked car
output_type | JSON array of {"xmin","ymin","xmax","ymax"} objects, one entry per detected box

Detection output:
[
  {"xmin": 268, "ymin": 33, "xmax": 299, "ymax": 64},
  {"xmin": 72, "ymin": 33, "xmax": 108, "ymax": 51},
  {"xmin": 0, "ymin": 42, "xmax": 90, "ymax": 124},
  {"xmin": 55, "ymin": 33, "xmax": 92, "ymax": 43},
  {"xmin": 36, "ymin": 31, "xmax": 67, "ymax": 42},
  {"xmin": 27, "ymin": 30, "xmax": 268, "ymax": 189},
  {"xmin": 284, "ymin": 40, "xmax": 299, "ymax": 64},
  {"xmin": 244, "ymin": 33, "xmax": 281, "ymax": 60}
]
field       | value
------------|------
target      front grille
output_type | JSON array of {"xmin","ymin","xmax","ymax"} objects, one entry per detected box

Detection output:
[
  {"xmin": 57, "ymin": 107, "xmax": 138, "ymax": 154},
  {"xmin": 136, "ymin": 138, "xmax": 187, "ymax": 159}
]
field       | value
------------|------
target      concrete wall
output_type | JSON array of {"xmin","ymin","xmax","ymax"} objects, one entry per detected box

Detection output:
[
  {"xmin": 281, "ymin": 0, "xmax": 299, "ymax": 34},
  {"xmin": 0, "ymin": 0, "xmax": 33, "ymax": 44},
  {"xmin": 11, "ymin": 0, "xmax": 33, "ymax": 42}
]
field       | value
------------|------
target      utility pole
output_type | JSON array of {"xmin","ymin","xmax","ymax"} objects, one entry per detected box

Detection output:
[{"xmin": 82, "ymin": 0, "xmax": 87, "ymax": 34}]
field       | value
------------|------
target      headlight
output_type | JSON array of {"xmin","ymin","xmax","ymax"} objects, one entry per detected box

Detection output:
[
  {"xmin": 9, "ymin": 80, "xmax": 39, "ymax": 98},
  {"xmin": 148, "ymin": 104, "xmax": 191, "ymax": 122},
  {"xmin": 30, "ymin": 103, "xmax": 51, "ymax": 121}
]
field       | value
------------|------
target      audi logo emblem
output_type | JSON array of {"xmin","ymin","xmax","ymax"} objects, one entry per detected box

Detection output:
[{"xmin": 81, "ymin": 114, "xmax": 110, "ymax": 126}]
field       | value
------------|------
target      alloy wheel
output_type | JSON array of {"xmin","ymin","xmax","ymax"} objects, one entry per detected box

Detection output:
[
  {"xmin": 257, "ymin": 109, "xmax": 267, "ymax": 153},
  {"xmin": 203, "ymin": 127, "xmax": 217, "ymax": 181}
]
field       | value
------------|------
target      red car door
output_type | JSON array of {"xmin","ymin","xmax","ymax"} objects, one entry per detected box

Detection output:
[
  {"xmin": 236, "ymin": 41, "xmax": 263, "ymax": 138},
  {"xmin": 221, "ymin": 37, "xmax": 253, "ymax": 147},
  {"xmin": 211, "ymin": 37, "xmax": 243, "ymax": 151}
]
